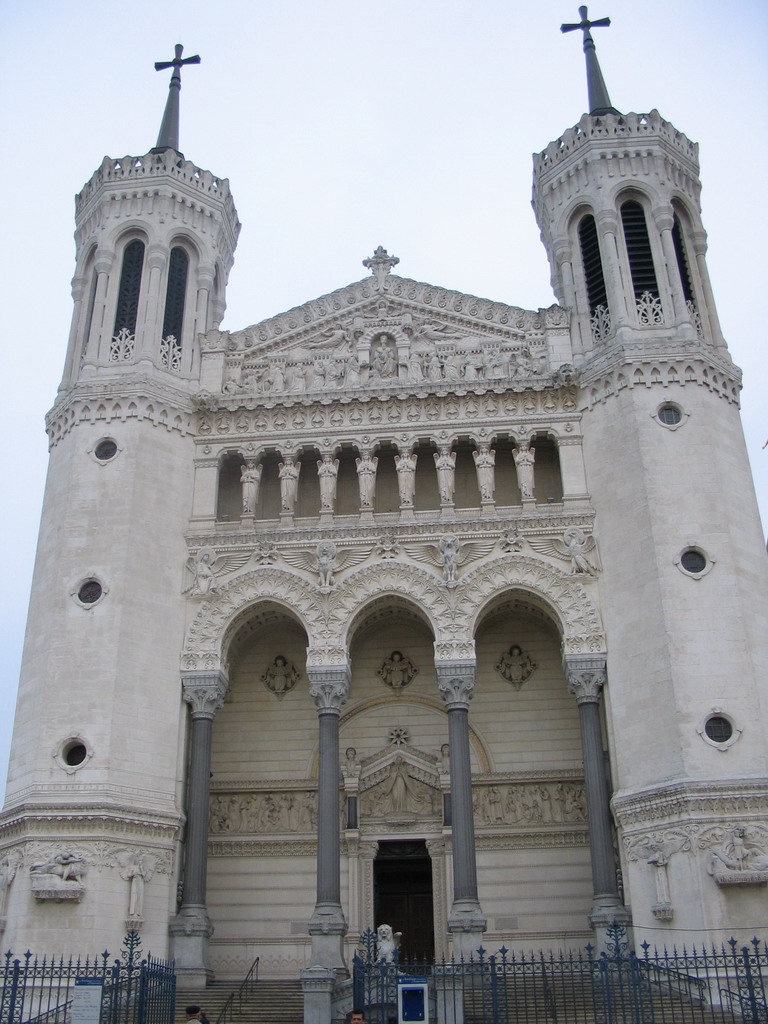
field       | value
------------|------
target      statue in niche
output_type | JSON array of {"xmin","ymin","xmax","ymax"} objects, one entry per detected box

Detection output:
[
  {"xmin": 30, "ymin": 850, "xmax": 87, "ymax": 884},
  {"xmin": 262, "ymin": 655, "xmax": 301, "ymax": 700},
  {"xmin": 472, "ymin": 445, "xmax": 496, "ymax": 501},
  {"xmin": 707, "ymin": 826, "xmax": 768, "ymax": 877},
  {"xmin": 184, "ymin": 547, "xmax": 251, "ymax": 597},
  {"xmin": 344, "ymin": 354, "xmax": 361, "ymax": 387},
  {"xmin": 317, "ymin": 455, "xmax": 339, "ymax": 511},
  {"xmin": 315, "ymin": 540, "xmax": 338, "ymax": 588},
  {"xmin": 356, "ymin": 452, "xmax": 378, "ymax": 507},
  {"xmin": 434, "ymin": 447, "xmax": 456, "ymax": 504},
  {"xmin": 407, "ymin": 352, "xmax": 425, "ymax": 382},
  {"xmin": 530, "ymin": 527, "xmax": 600, "ymax": 576},
  {"xmin": 438, "ymin": 533, "xmax": 460, "ymax": 584},
  {"xmin": 513, "ymin": 443, "xmax": 535, "ymax": 499},
  {"xmin": 278, "ymin": 456, "xmax": 300, "ymax": 513},
  {"xmin": 0, "ymin": 851, "xmax": 21, "ymax": 920},
  {"xmin": 240, "ymin": 460, "xmax": 262, "ymax": 514},
  {"xmin": 377, "ymin": 651, "xmax": 418, "ymax": 691},
  {"xmin": 440, "ymin": 743, "xmax": 450, "ymax": 774},
  {"xmin": 115, "ymin": 850, "xmax": 157, "ymax": 920},
  {"xmin": 379, "ymin": 759, "xmax": 415, "ymax": 814},
  {"xmin": 342, "ymin": 748, "xmax": 361, "ymax": 781},
  {"xmin": 370, "ymin": 335, "xmax": 397, "ymax": 380},
  {"xmin": 394, "ymin": 450, "xmax": 417, "ymax": 506},
  {"xmin": 495, "ymin": 644, "xmax": 536, "ymax": 690},
  {"xmin": 427, "ymin": 353, "xmax": 443, "ymax": 382}
]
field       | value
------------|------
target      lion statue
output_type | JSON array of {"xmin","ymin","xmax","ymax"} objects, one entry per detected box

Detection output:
[{"xmin": 376, "ymin": 922, "xmax": 402, "ymax": 963}]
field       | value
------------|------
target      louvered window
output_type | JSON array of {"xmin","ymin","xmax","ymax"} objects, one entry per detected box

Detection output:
[
  {"xmin": 578, "ymin": 215, "xmax": 607, "ymax": 313},
  {"xmin": 112, "ymin": 239, "xmax": 144, "ymax": 339},
  {"xmin": 162, "ymin": 247, "xmax": 189, "ymax": 343},
  {"xmin": 620, "ymin": 201, "xmax": 658, "ymax": 298},
  {"xmin": 671, "ymin": 214, "xmax": 694, "ymax": 303}
]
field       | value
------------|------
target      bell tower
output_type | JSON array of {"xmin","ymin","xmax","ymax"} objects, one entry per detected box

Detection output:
[
  {"xmin": 532, "ymin": 10, "xmax": 768, "ymax": 942},
  {"xmin": 0, "ymin": 48, "xmax": 239, "ymax": 955}
]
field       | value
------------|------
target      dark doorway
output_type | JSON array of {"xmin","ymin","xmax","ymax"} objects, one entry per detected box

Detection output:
[{"xmin": 373, "ymin": 840, "xmax": 434, "ymax": 960}]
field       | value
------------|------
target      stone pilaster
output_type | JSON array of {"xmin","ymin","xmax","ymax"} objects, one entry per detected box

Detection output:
[
  {"xmin": 170, "ymin": 670, "xmax": 228, "ymax": 986},
  {"xmin": 436, "ymin": 661, "xmax": 486, "ymax": 956},
  {"xmin": 307, "ymin": 665, "xmax": 350, "ymax": 975},
  {"xmin": 564, "ymin": 656, "xmax": 630, "ymax": 944}
]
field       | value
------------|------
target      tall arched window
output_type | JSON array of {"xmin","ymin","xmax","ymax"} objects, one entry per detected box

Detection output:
[
  {"xmin": 160, "ymin": 246, "xmax": 189, "ymax": 371},
  {"xmin": 111, "ymin": 239, "xmax": 144, "ymax": 360},
  {"xmin": 620, "ymin": 200, "xmax": 662, "ymax": 324},
  {"xmin": 577, "ymin": 214, "xmax": 610, "ymax": 341},
  {"xmin": 671, "ymin": 211, "xmax": 702, "ymax": 338},
  {"xmin": 80, "ymin": 268, "xmax": 98, "ymax": 366}
]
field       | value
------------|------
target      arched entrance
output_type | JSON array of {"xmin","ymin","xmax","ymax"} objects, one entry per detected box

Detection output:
[{"xmin": 374, "ymin": 839, "xmax": 435, "ymax": 959}]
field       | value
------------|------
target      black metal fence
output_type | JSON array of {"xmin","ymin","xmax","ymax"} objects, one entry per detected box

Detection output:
[
  {"xmin": 352, "ymin": 923, "xmax": 768, "ymax": 1024},
  {"xmin": 0, "ymin": 931, "xmax": 176, "ymax": 1024}
]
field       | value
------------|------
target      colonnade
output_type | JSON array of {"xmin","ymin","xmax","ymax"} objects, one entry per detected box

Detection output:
[{"xmin": 171, "ymin": 652, "xmax": 626, "ymax": 985}]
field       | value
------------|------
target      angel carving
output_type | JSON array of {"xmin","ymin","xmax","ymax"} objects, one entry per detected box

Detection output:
[
  {"xmin": 529, "ymin": 527, "xmax": 600, "ymax": 576},
  {"xmin": 403, "ymin": 534, "xmax": 496, "ymax": 587},
  {"xmin": 115, "ymin": 850, "xmax": 158, "ymax": 919},
  {"xmin": 184, "ymin": 546, "xmax": 252, "ymax": 596},
  {"xmin": 282, "ymin": 541, "xmax": 370, "ymax": 590}
]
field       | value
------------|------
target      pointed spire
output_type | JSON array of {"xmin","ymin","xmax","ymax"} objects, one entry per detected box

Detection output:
[
  {"xmin": 561, "ymin": 7, "xmax": 621, "ymax": 116},
  {"xmin": 151, "ymin": 44, "xmax": 201, "ymax": 155}
]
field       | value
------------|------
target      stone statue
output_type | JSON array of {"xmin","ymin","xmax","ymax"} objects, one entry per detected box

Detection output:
[
  {"xmin": 395, "ymin": 451, "xmax": 417, "ymax": 506},
  {"xmin": 30, "ymin": 850, "xmax": 87, "ymax": 883},
  {"xmin": 344, "ymin": 354, "xmax": 361, "ymax": 387},
  {"xmin": 315, "ymin": 540, "xmax": 338, "ymax": 588},
  {"xmin": 376, "ymin": 923, "xmax": 402, "ymax": 963},
  {"xmin": 530, "ymin": 528, "xmax": 599, "ymax": 576},
  {"xmin": 370, "ymin": 336, "xmax": 397, "ymax": 380},
  {"xmin": 438, "ymin": 534, "xmax": 460, "ymax": 584},
  {"xmin": 278, "ymin": 456, "xmax": 300, "ymax": 513},
  {"xmin": 377, "ymin": 650, "xmax": 418, "ymax": 691},
  {"xmin": 240, "ymin": 460, "xmax": 262, "ymax": 514},
  {"xmin": 0, "ymin": 852, "xmax": 20, "ymax": 920},
  {"xmin": 115, "ymin": 849, "xmax": 157, "ymax": 919},
  {"xmin": 185, "ymin": 547, "xmax": 251, "ymax": 596},
  {"xmin": 434, "ymin": 447, "xmax": 456, "ymax": 504},
  {"xmin": 473, "ymin": 445, "xmax": 496, "ymax": 501},
  {"xmin": 495, "ymin": 644, "xmax": 536, "ymax": 689},
  {"xmin": 380, "ymin": 760, "xmax": 413, "ymax": 814},
  {"xmin": 262, "ymin": 655, "xmax": 301, "ymax": 700},
  {"xmin": 407, "ymin": 352, "xmax": 425, "ymax": 382},
  {"xmin": 317, "ymin": 455, "xmax": 339, "ymax": 512},
  {"xmin": 513, "ymin": 442, "xmax": 535, "ymax": 499},
  {"xmin": 427, "ymin": 353, "xmax": 443, "ymax": 382},
  {"xmin": 355, "ymin": 452, "xmax": 378, "ymax": 508}
]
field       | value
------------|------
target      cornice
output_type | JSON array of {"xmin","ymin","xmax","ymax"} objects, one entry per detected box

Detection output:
[{"xmin": 612, "ymin": 778, "xmax": 768, "ymax": 830}]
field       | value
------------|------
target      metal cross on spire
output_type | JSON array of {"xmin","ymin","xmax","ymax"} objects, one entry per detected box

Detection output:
[
  {"xmin": 151, "ymin": 44, "xmax": 201, "ymax": 155},
  {"xmin": 561, "ymin": 7, "xmax": 620, "ymax": 117}
]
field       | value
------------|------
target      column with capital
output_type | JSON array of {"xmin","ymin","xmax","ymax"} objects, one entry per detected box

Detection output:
[
  {"xmin": 170, "ymin": 671, "xmax": 228, "ymax": 985},
  {"xmin": 563, "ymin": 655, "xmax": 630, "ymax": 944},
  {"xmin": 436, "ymin": 661, "xmax": 486, "ymax": 956},
  {"xmin": 306, "ymin": 665, "xmax": 350, "ymax": 972}
]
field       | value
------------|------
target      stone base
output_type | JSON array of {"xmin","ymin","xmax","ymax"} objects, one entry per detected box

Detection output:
[
  {"xmin": 589, "ymin": 898, "xmax": 632, "ymax": 953},
  {"xmin": 308, "ymin": 902, "xmax": 348, "ymax": 976},
  {"xmin": 448, "ymin": 899, "xmax": 487, "ymax": 959},
  {"xmin": 301, "ymin": 965, "xmax": 335, "ymax": 1024},
  {"xmin": 31, "ymin": 876, "xmax": 85, "ymax": 902},
  {"xmin": 169, "ymin": 904, "xmax": 215, "ymax": 985},
  {"xmin": 712, "ymin": 869, "xmax": 768, "ymax": 887}
]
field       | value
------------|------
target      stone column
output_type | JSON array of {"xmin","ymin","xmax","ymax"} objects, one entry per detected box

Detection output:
[
  {"xmin": 436, "ymin": 662, "xmax": 486, "ymax": 956},
  {"xmin": 170, "ymin": 670, "xmax": 228, "ymax": 985},
  {"xmin": 594, "ymin": 209, "xmax": 631, "ymax": 331},
  {"xmin": 652, "ymin": 207, "xmax": 688, "ymax": 326},
  {"xmin": 305, "ymin": 665, "xmax": 350, "ymax": 974},
  {"xmin": 563, "ymin": 656, "xmax": 630, "ymax": 943}
]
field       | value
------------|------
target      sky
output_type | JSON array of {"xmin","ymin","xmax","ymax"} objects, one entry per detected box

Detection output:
[{"xmin": 0, "ymin": 0, "xmax": 766, "ymax": 801}]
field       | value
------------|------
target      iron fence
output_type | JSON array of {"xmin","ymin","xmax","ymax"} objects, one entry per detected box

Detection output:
[
  {"xmin": 352, "ymin": 922, "xmax": 768, "ymax": 1024},
  {"xmin": 0, "ymin": 931, "xmax": 176, "ymax": 1024}
]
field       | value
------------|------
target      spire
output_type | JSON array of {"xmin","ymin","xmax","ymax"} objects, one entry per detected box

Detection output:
[
  {"xmin": 151, "ymin": 44, "xmax": 201, "ymax": 155},
  {"xmin": 561, "ymin": 6, "xmax": 621, "ymax": 116}
]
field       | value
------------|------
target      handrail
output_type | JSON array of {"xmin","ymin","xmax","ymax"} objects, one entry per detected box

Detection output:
[{"xmin": 214, "ymin": 956, "xmax": 259, "ymax": 1024}]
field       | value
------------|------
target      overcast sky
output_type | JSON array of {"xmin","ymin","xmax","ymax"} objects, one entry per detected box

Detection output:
[{"xmin": 0, "ymin": 0, "xmax": 765, "ymax": 800}]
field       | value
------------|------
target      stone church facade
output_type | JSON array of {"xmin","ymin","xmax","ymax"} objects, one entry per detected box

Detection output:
[{"xmin": 1, "ymin": 27, "xmax": 767, "ymax": 1004}]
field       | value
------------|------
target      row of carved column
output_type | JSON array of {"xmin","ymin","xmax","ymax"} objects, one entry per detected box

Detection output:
[
  {"xmin": 239, "ymin": 442, "xmax": 539, "ymax": 519},
  {"xmin": 170, "ymin": 655, "xmax": 627, "ymax": 987}
]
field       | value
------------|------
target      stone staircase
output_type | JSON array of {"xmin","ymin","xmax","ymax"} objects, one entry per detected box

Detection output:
[{"xmin": 175, "ymin": 979, "xmax": 304, "ymax": 1024}]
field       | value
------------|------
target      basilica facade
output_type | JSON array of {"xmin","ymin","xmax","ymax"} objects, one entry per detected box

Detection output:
[{"xmin": 1, "ymin": 25, "xmax": 766, "ymax": 1009}]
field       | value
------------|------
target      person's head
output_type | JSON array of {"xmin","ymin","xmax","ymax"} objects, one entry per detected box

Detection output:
[
  {"xmin": 349, "ymin": 1011, "xmax": 366, "ymax": 1024},
  {"xmin": 185, "ymin": 1007, "xmax": 201, "ymax": 1021}
]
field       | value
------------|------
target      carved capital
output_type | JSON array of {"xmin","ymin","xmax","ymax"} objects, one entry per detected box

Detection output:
[
  {"xmin": 181, "ymin": 671, "xmax": 229, "ymax": 719},
  {"xmin": 307, "ymin": 665, "xmax": 351, "ymax": 713},
  {"xmin": 435, "ymin": 661, "xmax": 476, "ymax": 709},
  {"xmin": 563, "ymin": 656, "xmax": 606, "ymax": 704}
]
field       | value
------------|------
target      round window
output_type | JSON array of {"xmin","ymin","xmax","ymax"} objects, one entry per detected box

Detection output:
[
  {"xmin": 63, "ymin": 741, "xmax": 88, "ymax": 767},
  {"xmin": 680, "ymin": 549, "xmax": 707, "ymax": 574},
  {"xmin": 94, "ymin": 439, "xmax": 118, "ymax": 461},
  {"xmin": 704, "ymin": 716, "xmax": 733, "ymax": 744},
  {"xmin": 77, "ymin": 579, "xmax": 103, "ymax": 604},
  {"xmin": 658, "ymin": 404, "xmax": 682, "ymax": 426}
]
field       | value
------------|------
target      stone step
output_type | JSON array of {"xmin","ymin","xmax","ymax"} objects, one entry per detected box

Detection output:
[{"xmin": 175, "ymin": 979, "xmax": 304, "ymax": 1024}]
